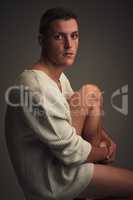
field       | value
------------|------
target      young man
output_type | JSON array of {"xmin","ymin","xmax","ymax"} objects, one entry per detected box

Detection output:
[{"xmin": 5, "ymin": 7, "xmax": 133, "ymax": 200}]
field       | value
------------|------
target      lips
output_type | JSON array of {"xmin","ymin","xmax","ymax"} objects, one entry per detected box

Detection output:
[
  {"xmin": 65, "ymin": 51, "xmax": 74, "ymax": 54},
  {"xmin": 63, "ymin": 52, "xmax": 75, "ymax": 56}
]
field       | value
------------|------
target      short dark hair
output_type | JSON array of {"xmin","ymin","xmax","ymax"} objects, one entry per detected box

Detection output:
[{"xmin": 39, "ymin": 7, "xmax": 78, "ymax": 36}]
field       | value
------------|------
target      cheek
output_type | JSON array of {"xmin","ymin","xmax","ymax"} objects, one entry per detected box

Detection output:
[
  {"xmin": 50, "ymin": 41, "xmax": 62, "ymax": 50},
  {"xmin": 47, "ymin": 44, "xmax": 63, "ymax": 60},
  {"xmin": 51, "ymin": 44, "xmax": 64, "ymax": 57},
  {"xmin": 72, "ymin": 41, "xmax": 79, "ymax": 53},
  {"xmin": 75, "ymin": 41, "xmax": 79, "ymax": 49}
]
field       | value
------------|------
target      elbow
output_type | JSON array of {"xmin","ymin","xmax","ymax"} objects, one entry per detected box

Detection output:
[{"xmin": 60, "ymin": 154, "xmax": 83, "ymax": 166}]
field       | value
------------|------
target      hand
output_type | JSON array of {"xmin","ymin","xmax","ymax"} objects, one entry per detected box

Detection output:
[
  {"xmin": 100, "ymin": 129, "xmax": 117, "ymax": 164},
  {"xmin": 87, "ymin": 145, "xmax": 109, "ymax": 163},
  {"xmin": 106, "ymin": 140, "xmax": 117, "ymax": 164}
]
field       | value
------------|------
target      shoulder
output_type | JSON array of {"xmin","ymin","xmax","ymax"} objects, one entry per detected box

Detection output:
[
  {"xmin": 15, "ymin": 70, "xmax": 39, "ymax": 92},
  {"xmin": 7, "ymin": 70, "xmax": 40, "ymax": 106}
]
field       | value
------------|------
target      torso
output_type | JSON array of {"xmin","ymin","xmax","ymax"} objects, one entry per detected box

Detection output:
[{"xmin": 31, "ymin": 63, "xmax": 63, "ymax": 93}]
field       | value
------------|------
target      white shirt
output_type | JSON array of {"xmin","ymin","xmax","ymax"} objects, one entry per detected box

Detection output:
[{"xmin": 6, "ymin": 69, "xmax": 94, "ymax": 200}]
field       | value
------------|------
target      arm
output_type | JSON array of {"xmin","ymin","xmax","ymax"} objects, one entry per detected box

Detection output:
[
  {"xmin": 19, "ymin": 88, "xmax": 92, "ymax": 166},
  {"xmin": 21, "ymin": 88, "xmax": 110, "ymax": 165}
]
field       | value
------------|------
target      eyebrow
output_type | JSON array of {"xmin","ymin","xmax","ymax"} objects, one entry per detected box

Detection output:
[
  {"xmin": 54, "ymin": 31, "xmax": 79, "ymax": 35},
  {"xmin": 71, "ymin": 31, "xmax": 79, "ymax": 34}
]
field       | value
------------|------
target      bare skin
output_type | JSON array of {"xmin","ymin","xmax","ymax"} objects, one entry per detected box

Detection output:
[
  {"xmin": 68, "ymin": 84, "xmax": 133, "ymax": 199},
  {"xmin": 78, "ymin": 164, "xmax": 133, "ymax": 199},
  {"xmin": 33, "ymin": 18, "xmax": 133, "ymax": 199},
  {"xmin": 68, "ymin": 84, "xmax": 116, "ymax": 163}
]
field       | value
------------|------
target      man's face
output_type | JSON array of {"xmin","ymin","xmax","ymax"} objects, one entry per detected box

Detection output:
[{"xmin": 44, "ymin": 19, "xmax": 79, "ymax": 68}]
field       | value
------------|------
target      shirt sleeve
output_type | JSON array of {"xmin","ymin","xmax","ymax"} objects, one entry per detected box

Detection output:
[{"xmin": 17, "ymin": 71, "xmax": 92, "ymax": 166}]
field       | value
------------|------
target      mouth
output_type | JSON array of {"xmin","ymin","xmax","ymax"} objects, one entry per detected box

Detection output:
[{"xmin": 63, "ymin": 52, "xmax": 75, "ymax": 57}]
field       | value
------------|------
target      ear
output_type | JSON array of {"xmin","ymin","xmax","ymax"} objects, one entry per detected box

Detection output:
[{"xmin": 38, "ymin": 34, "xmax": 45, "ymax": 46}]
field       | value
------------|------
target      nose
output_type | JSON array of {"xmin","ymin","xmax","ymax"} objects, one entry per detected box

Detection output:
[{"xmin": 64, "ymin": 36, "xmax": 72, "ymax": 49}]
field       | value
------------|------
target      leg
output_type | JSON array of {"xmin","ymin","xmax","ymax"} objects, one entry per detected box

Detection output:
[
  {"xmin": 69, "ymin": 84, "xmax": 103, "ymax": 145},
  {"xmin": 78, "ymin": 164, "xmax": 133, "ymax": 199},
  {"xmin": 82, "ymin": 85, "xmax": 103, "ymax": 146},
  {"xmin": 69, "ymin": 84, "xmax": 133, "ymax": 199}
]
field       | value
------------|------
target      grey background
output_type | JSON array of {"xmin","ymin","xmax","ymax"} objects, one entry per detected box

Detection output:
[{"xmin": 0, "ymin": 0, "xmax": 132, "ymax": 199}]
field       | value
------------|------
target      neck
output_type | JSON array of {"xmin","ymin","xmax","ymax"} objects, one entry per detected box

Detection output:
[{"xmin": 32, "ymin": 58, "xmax": 64, "ymax": 82}]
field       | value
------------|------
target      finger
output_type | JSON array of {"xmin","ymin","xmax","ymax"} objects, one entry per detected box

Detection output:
[
  {"xmin": 107, "ymin": 151, "xmax": 116, "ymax": 163},
  {"xmin": 107, "ymin": 145, "xmax": 114, "ymax": 158}
]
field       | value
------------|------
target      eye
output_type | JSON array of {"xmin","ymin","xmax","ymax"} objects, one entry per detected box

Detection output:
[
  {"xmin": 54, "ymin": 33, "xmax": 64, "ymax": 40},
  {"xmin": 71, "ymin": 32, "xmax": 79, "ymax": 40}
]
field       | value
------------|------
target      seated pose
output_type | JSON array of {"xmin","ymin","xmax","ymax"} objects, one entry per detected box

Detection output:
[{"xmin": 5, "ymin": 7, "xmax": 133, "ymax": 200}]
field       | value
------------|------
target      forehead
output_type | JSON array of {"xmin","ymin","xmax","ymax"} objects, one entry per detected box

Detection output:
[{"xmin": 49, "ymin": 19, "xmax": 78, "ymax": 33}]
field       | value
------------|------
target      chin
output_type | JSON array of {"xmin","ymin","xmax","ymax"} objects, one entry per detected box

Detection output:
[
  {"xmin": 63, "ymin": 63, "xmax": 73, "ymax": 68},
  {"xmin": 63, "ymin": 59, "xmax": 75, "ymax": 67}
]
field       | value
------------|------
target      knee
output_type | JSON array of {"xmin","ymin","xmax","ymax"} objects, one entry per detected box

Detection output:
[
  {"xmin": 68, "ymin": 84, "xmax": 103, "ymax": 111},
  {"xmin": 79, "ymin": 84, "xmax": 104, "ymax": 112},
  {"xmin": 80, "ymin": 84, "xmax": 102, "ymax": 95},
  {"xmin": 80, "ymin": 84, "xmax": 103, "ymax": 102}
]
